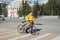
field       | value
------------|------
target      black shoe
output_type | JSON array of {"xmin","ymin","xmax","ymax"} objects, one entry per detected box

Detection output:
[{"xmin": 25, "ymin": 31, "xmax": 29, "ymax": 33}]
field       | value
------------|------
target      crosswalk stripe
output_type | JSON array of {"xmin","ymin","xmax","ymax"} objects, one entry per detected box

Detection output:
[
  {"xmin": 0, "ymin": 29, "xmax": 11, "ymax": 32},
  {"xmin": 0, "ymin": 29, "xmax": 16, "ymax": 33},
  {"xmin": 0, "ymin": 30, "xmax": 17, "ymax": 35},
  {"xmin": 0, "ymin": 32, "xmax": 19, "ymax": 38},
  {"xmin": 0, "ymin": 30, "xmax": 15, "ymax": 33},
  {"xmin": 0, "ymin": 28, "xmax": 60, "ymax": 40},
  {"xmin": 0, "ymin": 28, "xmax": 15, "ymax": 31},
  {"xmin": 30, "ymin": 33, "xmax": 52, "ymax": 40},
  {"xmin": 51, "ymin": 35, "xmax": 60, "ymax": 40},
  {"xmin": 0, "ymin": 34, "xmax": 24, "ymax": 40},
  {"xmin": 39, "ymin": 34, "xmax": 57, "ymax": 40},
  {"xmin": 8, "ymin": 34, "xmax": 31, "ymax": 40},
  {"xmin": 0, "ymin": 33, "xmax": 25, "ymax": 40},
  {"xmin": 18, "ymin": 32, "xmax": 45, "ymax": 40}
]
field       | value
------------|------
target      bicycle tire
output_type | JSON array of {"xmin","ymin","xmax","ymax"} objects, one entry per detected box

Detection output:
[
  {"xmin": 32, "ymin": 26, "xmax": 39, "ymax": 35},
  {"xmin": 26, "ymin": 25, "xmax": 37, "ymax": 34},
  {"xmin": 17, "ymin": 25, "xmax": 25, "ymax": 33}
]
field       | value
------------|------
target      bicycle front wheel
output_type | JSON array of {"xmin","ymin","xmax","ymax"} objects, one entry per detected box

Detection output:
[{"xmin": 17, "ymin": 25, "xmax": 25, "ymax": 34}]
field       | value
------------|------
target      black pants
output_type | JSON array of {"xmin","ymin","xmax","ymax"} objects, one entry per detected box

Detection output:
[{"xmin": 26, "ymin": 25, "xmax": 33, "ymax": 34}]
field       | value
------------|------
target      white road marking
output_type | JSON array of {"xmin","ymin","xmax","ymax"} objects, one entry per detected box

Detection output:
[
  {"xmin": 30, "ymin": 33, "xmax": 52, "ymax": 40},
  {"xmin": 9, "ymin": 34, "xmax": 31, "ymax": 40},
  {"xmin": 0, "ymin": 29, "xmax": 11, "ymax": 32},
  {"xmin": 51, "ymin": 35, "xmax": 60, "ymax": 40},
  {"xmin": 0, "ymin": 32, "xmax": 19, "ymax": 38},
  {"xmin": 0, "ymin": 31, "xmax": 17, "ymax": 35}
]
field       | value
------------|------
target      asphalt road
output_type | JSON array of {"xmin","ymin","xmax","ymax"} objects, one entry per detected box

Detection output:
[{"xmin": 0, "ymin": 17, "xmax": 60, "ymax": 34}]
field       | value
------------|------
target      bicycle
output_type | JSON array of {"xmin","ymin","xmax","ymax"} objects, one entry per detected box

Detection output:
[{"xmin": 17, "ymin": 22, "xmax": 40, "ymax": 34}]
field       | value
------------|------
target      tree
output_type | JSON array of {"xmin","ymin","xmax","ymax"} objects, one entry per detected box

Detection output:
[
  {"xmin": 0, "ymin": 3, "xmax": 7, "ymax": 17},
  {"xmin": 41, "ymin": 4, "xmax": 51, "ymax": 15},
  {"xmin": 18, "ymin": 0, "xmax": 31, "ymax": 17},
  {"xmin": 3, "ymin": 3, "xmax": 7, "ymax": 17},
  {"xmin": 41, "ymin": 0, "xmax": 60, "ymax": 15},
  {"xmin": 18, "ymin": 7, "xmax": 22, "ymax": 17},
  {"xmin": 0, "ymin": 4, "xmax": 2, "ymax": 15},
  {"xmin": 56, "ymin": 0, "xmax": 60, "ymax": 18},
  {"xmin": 33, "ymin": 1, "xmax": 41, "ymax": 18},
  {"xmin": 48, "ymin": 0, "xmax": 59, "ymax": 15}
]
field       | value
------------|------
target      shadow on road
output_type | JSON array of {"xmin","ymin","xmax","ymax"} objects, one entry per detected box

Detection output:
[
  {"xmin": 32, "ymin": 28, "xmax": 41, "ymax": 35},
  {"xmin": 33, "ymin": 29, "xmax": 41, "ymax": 32},
  {"xmin": 34, "ymin": 23, "xmax": 43, "ymax": 25}
]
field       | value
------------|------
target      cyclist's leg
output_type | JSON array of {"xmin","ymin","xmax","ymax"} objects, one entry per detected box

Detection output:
[
  {"xmin": 30, "ymin": 21, "xmax": 34, "ymax": 34},
  {"xmin": 25, "ymin": 24, "xmax": 34, "ymax": 34},
  {"xmin": 25, "ymin": 21, "xmax": 33, "ymax": 33},
  {"xmin": 25, "ymin": 24, "xmax": 33, "ymax": 33},
  {"xmin": 30, "ymin": 25, "xmax": 34, "ymax": 34},
  {"xmin": 25, "ymin": 21, "xmax": 30, "ymax": 33}
]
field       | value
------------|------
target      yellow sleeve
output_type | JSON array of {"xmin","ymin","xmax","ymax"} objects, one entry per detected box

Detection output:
[{"xmin": 25, "ymin": 15, "xmax": 29, "ymax": 21}]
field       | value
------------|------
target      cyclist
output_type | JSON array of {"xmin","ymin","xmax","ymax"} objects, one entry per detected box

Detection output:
[{"xmin": 24, "ymin": 11, "xmax": 34, "ymax": 34}]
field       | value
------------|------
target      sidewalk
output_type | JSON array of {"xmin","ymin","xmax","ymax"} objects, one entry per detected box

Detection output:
[{"xmin": 38, "ymin": 16, "xmax": 59, "ymax": 19}]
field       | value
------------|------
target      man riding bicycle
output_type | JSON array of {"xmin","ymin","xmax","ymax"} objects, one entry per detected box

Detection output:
[{"xmin": 24, "ymin": 11, "xmax": 34, "ymax": 34}]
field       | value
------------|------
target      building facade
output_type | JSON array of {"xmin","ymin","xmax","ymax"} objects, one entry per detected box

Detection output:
[{"xmin": 7, "ymin": 0, "xmax": 30, "ymax": 18}]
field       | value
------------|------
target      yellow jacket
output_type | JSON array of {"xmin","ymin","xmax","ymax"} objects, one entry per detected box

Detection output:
[{"xmin": 25, "ymin": 14, "xmax": 34, "ymax": 22}]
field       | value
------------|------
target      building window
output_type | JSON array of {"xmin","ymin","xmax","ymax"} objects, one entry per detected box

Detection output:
[
  {"xmin": 17, "ymin": 8, "xmax": 18, "ymax": 10},
  {"xmin": 14, "ymin": 8, "xmax": 16, "ymax": 9},
  {"xmin": 9, "ymin": 8, "xmax": 10, "ymax": 9}
]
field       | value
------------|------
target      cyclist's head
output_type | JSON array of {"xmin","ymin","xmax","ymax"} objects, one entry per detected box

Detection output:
[{"xmin": 28, "ymin": 11, "xmax": 33, "ymax": 15}]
